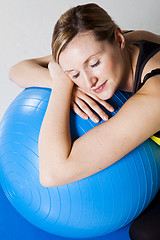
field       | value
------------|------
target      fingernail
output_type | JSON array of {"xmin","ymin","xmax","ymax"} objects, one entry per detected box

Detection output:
[
  {"xmin": 83, "ymin": 115, "xmax": 88, "ymax": 119},
  {"xmin": 104, "ymin": 116, "xmax": 108, "ymax": 121},
  {"xmin": 110, "ymin": 107, "xmax": 114, "ymax": 112},
  {"xmin": 94, "ymin": 118, "xmax": 99, "ymax": 123}
]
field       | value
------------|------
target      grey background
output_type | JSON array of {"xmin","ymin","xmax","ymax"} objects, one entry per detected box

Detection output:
[{"xmin": 1, "ymin": 0, "xmax": 160, "ymax": 120}]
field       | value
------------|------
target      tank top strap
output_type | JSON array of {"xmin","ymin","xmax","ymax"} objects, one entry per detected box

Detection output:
[
  {"xmin": 139, "ymin": 68, "xmax": 160, "ymax": 88},
  {"xmin": 132, "ymin": 41, "xmax": 160, "ymax": 94}
]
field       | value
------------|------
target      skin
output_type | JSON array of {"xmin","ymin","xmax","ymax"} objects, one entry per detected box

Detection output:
[
  {"xmin": 59, "ymin": 31, "xmax": 134, "ymax": 98},
  {"xmin": 9, "ymin": 30, "xmax": 160, "ymax": 123},
  {"xmin": 38, "ymin": 28, "xmax": 160, "ymax": 187}
]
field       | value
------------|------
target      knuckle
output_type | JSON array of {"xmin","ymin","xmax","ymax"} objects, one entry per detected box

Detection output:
[
  {"xmin": 72, "ymin": 105, "xmax": 77, "ymax": 113},
  {"xmin": 80, "ymin": 103, "xmax": 87, "ymax": 110},
  {"xmin": 99, "ymin": 109, "xmax": 105, "ymax": 115},
  {"xmin": 72, "ymin": 102, "xmax": 78, "ymax": 111},
  {"xmin": 90, "ymin": 101, "xmax": 97, "ymax": 109},
  {"xmin": 73, "ymin": 106, "xmax": 81, "ymax": 116}
]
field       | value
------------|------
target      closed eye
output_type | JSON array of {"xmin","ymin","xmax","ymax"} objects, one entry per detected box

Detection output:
[
  {"xmin": 72, "ymin": 72, "xmax": 80, "ymax": 79},
  {"xmin": 90, "ymin": 60, "xmax": 100, "ymax": 68}
]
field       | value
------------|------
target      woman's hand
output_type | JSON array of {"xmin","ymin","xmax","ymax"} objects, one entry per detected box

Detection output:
[
  {"xmin": 48, "ymin": 62, "xmax": 114, "ymax": 123},
  {"xmin": 48, "ymin": 61, "xmax": 74, "ymax": 90},
  {"xmin": 71, "ymin": 85, "xmax": 114, "ymax": 123}
]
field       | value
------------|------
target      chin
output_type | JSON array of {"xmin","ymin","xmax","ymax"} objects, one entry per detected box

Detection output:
[{"xmin": 98, "ymin": 89, "xmax": 115, "ymax": 101}]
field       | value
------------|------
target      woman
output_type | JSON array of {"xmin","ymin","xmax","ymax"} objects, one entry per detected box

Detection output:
[{"xmin": 9, "ymin": 3, "xmax": 160, "ymax": 240}]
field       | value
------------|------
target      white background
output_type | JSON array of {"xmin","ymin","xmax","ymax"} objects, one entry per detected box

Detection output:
[{"xmin": 1, "ymin": 0, "xmax": 160, "ymax": 120}]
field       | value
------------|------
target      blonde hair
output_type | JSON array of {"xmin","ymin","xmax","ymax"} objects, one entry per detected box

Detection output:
[{"xmin": 51, "ymin": 3, "xmax": 118, "ymax": 63}]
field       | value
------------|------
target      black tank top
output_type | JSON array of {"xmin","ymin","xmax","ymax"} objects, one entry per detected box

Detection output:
[
  {"xmin": 133, "ymin": 40, "xmax": 160, "ymax": 94},
  {"xmin": 132, "ymin": 40, "xmax": 160, "ymax": 144}
]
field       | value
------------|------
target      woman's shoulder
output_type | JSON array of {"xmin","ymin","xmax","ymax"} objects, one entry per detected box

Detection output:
[
  {"xmin": 141, "ymin": 45, "xmax": 160, "ymax": 82},
  {"xmin": 123, "ymin": 30, "xmax": 160, "ymax": 44}
]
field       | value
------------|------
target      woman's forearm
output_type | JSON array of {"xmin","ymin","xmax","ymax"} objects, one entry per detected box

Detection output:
[
  {"xmin": 9, "ymin": 31, "xmax": 160, "ymax": 89},
  {"xmin": 39, "ymin": 63, "xmax": 74, "ymax": 187},
  {"xmin": 9, "ymin": 57, "xmax": 52, "ymax": 88}
]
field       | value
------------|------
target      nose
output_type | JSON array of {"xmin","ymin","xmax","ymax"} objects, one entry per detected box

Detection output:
[{"xmin": 83, "ymin": 71, "xmax": 98, "ymax": 89}]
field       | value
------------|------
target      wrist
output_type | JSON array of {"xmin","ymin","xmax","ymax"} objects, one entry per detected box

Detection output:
[
  {"xmin": 49, "ymin": 61, "xmax": 74, "ymax": 93},
  {"xmin": 51, "ymin": 79, "xmax": 74, "ymax": 94}
]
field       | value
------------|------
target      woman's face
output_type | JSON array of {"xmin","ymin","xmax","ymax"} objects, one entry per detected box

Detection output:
[{"xmin": 59, "ymin": 31, "xmax": 125, "ymax": 100}]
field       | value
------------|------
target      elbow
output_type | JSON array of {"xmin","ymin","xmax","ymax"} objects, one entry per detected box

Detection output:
[
  {"xmin": 39, "ymin": 149, "xmax": 72, "ymax": 187},
  {"xmin": 40, "ymin": 177, "xmax": 58, "ymax": 188},
  {"xmin": 39, "ymin": 171, "xmax": 59, "ymax": 188},
  {"xmin": 9, "ymin": 62, "xmax": 21, "ymax": 84},
  {"xmin": 39, "ymin": 166, "xmax": 67, "ymax": 188},
  {"xmin": 39, "ymin": 165, "xmax": 73, "ymax": 188},
  {"xmin": 9, "ymin": 60, "xmax": 27, "ymax": 87},
  {"xmin": 9, "ymin": 65, "xmax": 16, "ymax": 82}
]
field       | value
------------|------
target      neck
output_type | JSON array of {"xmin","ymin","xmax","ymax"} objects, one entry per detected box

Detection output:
[{"xmin": 119, "ymin": 43, "xmax": 139, "ymax": 92}]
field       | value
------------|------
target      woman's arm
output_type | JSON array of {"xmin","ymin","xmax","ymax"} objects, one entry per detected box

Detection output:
[
  {"xmin": 9, "ymin": 31, "xmax": 160, "ymax": 88},
  {"xmin": 39, "ymin": 62, "xmax": 160, "ymax": 187},
  {"xmin": 9, "ymin": 55, "xmax": 53, "ymax": 88},
  {"xmin": 9, "ymin": 55, "xmax": 112, "ymax": 122},
  {"xmin": 9, "ymin": 30, "xmax": 159, "ymax": 121}
]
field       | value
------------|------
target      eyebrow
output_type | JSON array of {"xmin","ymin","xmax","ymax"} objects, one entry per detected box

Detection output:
[{"xmin": 64, "ymin": 51, "xmax": 102, "ymax": 73}]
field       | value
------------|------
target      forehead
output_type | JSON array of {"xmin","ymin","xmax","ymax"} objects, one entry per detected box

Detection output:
[{"xmin": 59, "ymin": 32, "xmax": 106, "ymax": 70}]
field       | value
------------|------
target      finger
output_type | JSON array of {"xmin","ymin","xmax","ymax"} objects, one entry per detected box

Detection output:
[
  {"xmin": 73, "ymin": 97, "xmax": 101, "ymax": 123},
  {"xmin": 71, "ymin": 101, "xmax": 89, "ymax": 120},
  {"xmin": 96, "ymin": 99, "xmax": 114, "ymax": 112},
  {"xmin": 75, "ymin": 88, "xmax": 114, "ymax": 112},
  {"xmin": 84, "ymin": 92, "xmax": 114, "ymax": 112},
  {"xmin": 83, "ymin": 98, "xmax": 109, "ymax": 121},
  {"xmin": 74, "ymin": 94, "xmax": 109, "ymax": 122}
]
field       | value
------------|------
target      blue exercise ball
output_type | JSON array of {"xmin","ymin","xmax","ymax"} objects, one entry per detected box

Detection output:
[{"xmin": 0, "ymin": 87, "xmax": 160, "ymax": 239}]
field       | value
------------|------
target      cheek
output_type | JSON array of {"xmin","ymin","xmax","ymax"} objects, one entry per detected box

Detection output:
[
  {"xmin": 100, "ymin": 54, "xmax": 117, "ymax": 76},
  {"xmin": 106, "ymin": 54, "xmax": 123, "ymax": 78},
  {"xmin": 105, "ymin": 60, "xmax": 114, "ymax": 73},
  {"xmin": 100, "ymin": 59, "xmax": 114, "ymax": 77},
  {"xmin": 71, "ymin": 78, "xmax": 85, "ymax": 90}
]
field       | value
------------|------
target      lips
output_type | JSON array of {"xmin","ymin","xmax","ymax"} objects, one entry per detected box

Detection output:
[{"xmin": 93, "ymin": 80, "xmax": 107, "ymax": 93}]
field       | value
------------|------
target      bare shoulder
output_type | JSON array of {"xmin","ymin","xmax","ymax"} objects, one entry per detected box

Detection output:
[
  {"xmin": 140, "ymin": 74, "xmax": 160, "ymax": 98},
  {"xmin": 124, "ymin": 30, "xmax": 160, "ymax": 44}
]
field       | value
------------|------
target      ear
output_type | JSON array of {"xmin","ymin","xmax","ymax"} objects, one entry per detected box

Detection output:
[{"xmin": 114, "ymin": 27, "xmax": 125, "ymax": 50}]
